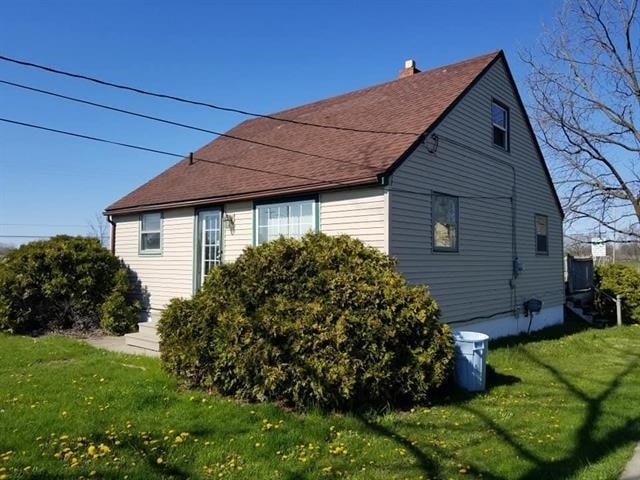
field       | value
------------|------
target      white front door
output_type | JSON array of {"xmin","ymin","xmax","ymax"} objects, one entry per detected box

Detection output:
[{"xmin": 197, "ymin": 209, "xmax": 222, "ymax": 287}]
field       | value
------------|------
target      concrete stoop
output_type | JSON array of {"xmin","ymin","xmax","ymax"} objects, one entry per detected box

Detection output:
[{"xmin": 124, "ymin": 320, "xmax": 160, "ymax": 353}]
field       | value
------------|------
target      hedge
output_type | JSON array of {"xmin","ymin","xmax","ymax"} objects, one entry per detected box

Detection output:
[
  {"xmin": 0, "ymin": 235, "xmax": 140, "ymax": 334},
  {"xmin": 159, "ymin": 232, "xmax": 453, "ymax": 411},
  {"xmin": 594, "ymin": 263, "xmax": 640, "ymax": 324}
]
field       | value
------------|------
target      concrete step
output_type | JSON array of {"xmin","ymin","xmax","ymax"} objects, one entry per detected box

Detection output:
[
  {"xmin": 137, "ymin": 321, "xmax": 158, "ymax": 336},
  {"xmin": 125, "ymin": 331, "xmax": 160, "ymax": 352}
]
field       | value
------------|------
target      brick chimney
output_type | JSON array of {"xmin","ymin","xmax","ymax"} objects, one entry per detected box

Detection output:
[{"xmin": 398, "ymin": 59, "xmax": 420, "ymax": 78}]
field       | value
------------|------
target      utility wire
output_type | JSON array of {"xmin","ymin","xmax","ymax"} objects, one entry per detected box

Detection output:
[
  {"xmin": 0, "ymin": 235, "xmax": 53, "ymax": 239},
  {"xmin": 0, "ymin": 223, "xmax": 87, "ymax": 227},
  {"xmin": 0, "ymin": 79, "xmax": 380, "ymax": 172},
  {"xmin": 0, "ymin": 117, "xmax": 516, "ymax": 202},
  {"xmin": 0, "ymin": 54, "xmax": 420, "ymax": 136},
  {"xmin": 0, "ymin": 117, "xmax": 376, "ymax": 189}
]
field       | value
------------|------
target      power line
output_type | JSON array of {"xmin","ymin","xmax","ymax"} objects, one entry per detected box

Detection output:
[
  {"xmin": 0, "ymin": 53, "xmax": 420, "ymax": 136},
  {"xmin": 0, "ymin": 223, "xmax": 86, "ymax": 227},
  {"xmin": 0, "ymin": 117, "xmax": 376, "ymax": 189},
  {"xmin": 0, "ymin": 78, "xmax": 379, "ymax": 172},
  {"xmin": 0, "ymin": 117, "xmax": 513, "ymax": 203},
  {"xmin": 0, "ymin": 235, "xmax": 52, "ymax": 239}
]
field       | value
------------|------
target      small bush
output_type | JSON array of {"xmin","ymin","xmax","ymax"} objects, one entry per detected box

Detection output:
[
  {"xmin": 159, "ymin": 233, "xmax": 453, "ymax": 411},
  {"xmin": 594, "ymin": 263, "xmax": 640, "ymax": 324},
  {"xmin": 100, "ymin": 269, "xmax": 141, "ymax": 335},
  {"xmin": 0, "ymin": 235, "xmax": 138, "ymax": 334}
]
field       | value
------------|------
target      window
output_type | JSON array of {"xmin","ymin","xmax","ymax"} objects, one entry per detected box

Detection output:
[
  {"xmin": 491, "ymin": 101, "xmax": 509, "ymax": 150},
  {"xmin": 140, "ymin": 212, "xmax": 161, "ymax": 253},
  {"xmin": 432, "ymin": 194, "xmax": 458, "ymax": 251},
  {"xmin": 256, "ymin": 198, "xmax": 316, "ymax": 245},
  {"xmin": 535, "ymin": 214, "xmax": 548, "ymax": 254}
]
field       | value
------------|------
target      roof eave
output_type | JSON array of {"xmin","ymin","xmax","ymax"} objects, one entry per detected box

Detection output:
[{"xmin": 104, "ymin": 176, "xmax": 381, "ymax": 216}]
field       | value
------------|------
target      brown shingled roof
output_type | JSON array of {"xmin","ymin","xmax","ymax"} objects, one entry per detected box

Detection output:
[{"xmin": 105, "ymin": 50, "xmax": 502, "ymax": 214}]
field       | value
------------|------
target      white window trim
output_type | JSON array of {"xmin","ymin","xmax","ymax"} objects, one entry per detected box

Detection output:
[
  {"xmin": 139, "ymin": 212, "xmax": 162, "ymax": 255},
  {"xmin": 254, "ymin": 198, "xmax": 317, "ymax": 245}
]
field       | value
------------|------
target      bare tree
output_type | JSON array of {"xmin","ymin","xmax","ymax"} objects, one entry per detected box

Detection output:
[
  {"xmin": 564, "ymin": 233, "xmax": 593, "ymax": 257},
  {"xmin": 523, "ymin": 0, "xmax": 640, "ymax": 239},
  {"xmin": 0, "ymin": 242, "xmax": 15, "ymax": 259},
  {"xmin": 87, "ymin": 212, "xmax": 109, "ymax": 248}
]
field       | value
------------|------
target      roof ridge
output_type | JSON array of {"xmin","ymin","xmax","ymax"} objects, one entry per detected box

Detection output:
[{"xmin": 265, "ymin": 50, "xmax": 502, "ymax": 122}]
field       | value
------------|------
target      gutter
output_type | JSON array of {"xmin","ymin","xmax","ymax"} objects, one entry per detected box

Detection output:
[{"xmin": 105, "ymin": 176, "xmax": 380, "ymax": 216}]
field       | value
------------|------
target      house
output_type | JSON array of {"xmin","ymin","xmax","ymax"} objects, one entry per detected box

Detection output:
[{"xmin": 105, "ymin": 50, "xmax": 564, "ymax": 352}]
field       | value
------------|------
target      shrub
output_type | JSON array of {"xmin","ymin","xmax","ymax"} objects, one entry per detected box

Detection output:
[
  {"xmin": 0, "ymin": 235, "xmax": 138, "ymax": 334},
  {"xmin": 100, "ymin": 269, "xmax": 141, "ymax": 335},
  {"xmin": 159, "ymin": 233, "xmax": 453, "ymax": 411},
  {"xmin": 594, "ymin": 263, "xmax": 640, "ymax": 324}
]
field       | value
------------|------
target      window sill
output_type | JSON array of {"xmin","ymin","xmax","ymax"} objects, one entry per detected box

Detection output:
[
  {"xmin": 491, "ymin": 143, "xmax": 510, "ymax": 154},
  {"xmin": 139, "ymin": 250, "xmax": 162, "ymax": 256}
]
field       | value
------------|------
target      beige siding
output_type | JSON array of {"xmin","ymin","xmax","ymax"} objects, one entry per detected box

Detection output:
[
  {"xmin": 320, "ymin": 187, "xmax": 387, "ymax": 253},
  {"xmin": 223, "ymin": 201, "xmax": 253, "ymax": 262},
  {"xmin": 389, "ymin": 58, "xmax": 564, "ymax": 324},
  {"xmin": 114, "ymin": 208, "xmax": 194, "ymax": 314}
]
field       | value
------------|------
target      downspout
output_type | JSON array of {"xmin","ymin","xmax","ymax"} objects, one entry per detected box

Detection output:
[{"xmin": 107, "ymin": 215, "xmax": 116, "ymax": 255}]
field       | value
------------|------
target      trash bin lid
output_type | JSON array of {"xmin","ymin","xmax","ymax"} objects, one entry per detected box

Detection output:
[{"xmin": 453, "ymin": 331, "xmax": 489, "ymax": 343}]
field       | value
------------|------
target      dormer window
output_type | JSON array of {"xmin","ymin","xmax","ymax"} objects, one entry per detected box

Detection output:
[{"xmin": 491, "ymin": 101, "xmax": 509, "ymax": 150}]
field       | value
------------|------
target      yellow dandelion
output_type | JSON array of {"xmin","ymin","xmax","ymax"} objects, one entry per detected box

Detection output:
[{"xmin": 156, "ymin": 457, "xmax": 163, "ymax": 464}]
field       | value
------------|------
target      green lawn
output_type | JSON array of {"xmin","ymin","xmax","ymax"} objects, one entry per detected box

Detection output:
[{"xmin": 1, "ymin": 322, "xmax": 639, "ymax": 480}]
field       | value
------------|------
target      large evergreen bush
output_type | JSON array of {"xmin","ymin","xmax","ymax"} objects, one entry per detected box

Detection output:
[
  {"xmin": 594, "ymin": 263, "xmax": 640, "ymax": 324},
  {"xmin": 0, "ymin": 236, "xmax": 139, "ymax": 334},
  {"xmin": 159, "ymin": 233, "xmax": 453, "ymax": 411}
]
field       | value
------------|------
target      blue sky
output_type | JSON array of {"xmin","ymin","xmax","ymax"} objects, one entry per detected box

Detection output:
[{"xmin": 0, "ymin": 0, "xmax": 562, "ymax": 245}]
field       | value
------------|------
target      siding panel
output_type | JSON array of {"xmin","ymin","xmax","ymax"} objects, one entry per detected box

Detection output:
[
  {"xmin": 223, "ymin": 201, "xmax": 253, "ymax": 262},
  {"xmin": 320, "ymin": 188, "xmax": 387, "ymax": 253},
  {"xmin": 114, "ymin": 208, "xmax": 194, "ymax": 314},
  {"xmin": 389, "ymin": 59, "xmax": 564, "ymax": 325}
]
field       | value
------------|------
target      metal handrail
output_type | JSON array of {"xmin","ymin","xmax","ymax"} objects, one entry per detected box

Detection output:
[
  {"xmin": 592, "ymin": 285, "xmax": 624, "ymax": 326},
  {"xmin": 592, "ymin": 285, "xmax": 618, "ymax": 302}
]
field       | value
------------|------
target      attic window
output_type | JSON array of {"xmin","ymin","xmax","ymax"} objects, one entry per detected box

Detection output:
[{"xmin": 491, "ymin": 101, "xmax": 509, "ymax": 150}]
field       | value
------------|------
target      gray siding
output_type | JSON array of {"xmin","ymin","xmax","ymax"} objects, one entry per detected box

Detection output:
[{"xmin": 389, "ymin": 58, "xmax": 564, "ymax": 324}]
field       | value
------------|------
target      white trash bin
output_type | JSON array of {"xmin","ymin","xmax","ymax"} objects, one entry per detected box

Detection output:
[{"xmin": 453, "ymin": 331, "xmax": 489, "ymax": 392}]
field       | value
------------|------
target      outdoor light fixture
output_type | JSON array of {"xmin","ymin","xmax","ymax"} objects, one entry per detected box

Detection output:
[{"xmin": 223, "ymin": 213, "xmax": 235, "ymax": 230}]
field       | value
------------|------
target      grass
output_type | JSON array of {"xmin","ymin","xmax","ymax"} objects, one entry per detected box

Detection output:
[{"xmin": 1, "ymin": 321, "xmax": 639, "ymax": 480}]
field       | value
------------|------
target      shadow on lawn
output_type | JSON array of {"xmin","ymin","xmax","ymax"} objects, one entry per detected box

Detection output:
[
  {"xmin": 354, "ymin": 414, "xmax": 443, "ymax": 480},
  {"xmin": 489, "ymin": 315, "xmax": 590, "ymax": 350},
  {"xmin": 463, "ymin": 348, "xmax": 640, "ymax": 480},
  {"xmin": 355, "ymin": 329, "xmax": 639, "ymax": 480}
]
